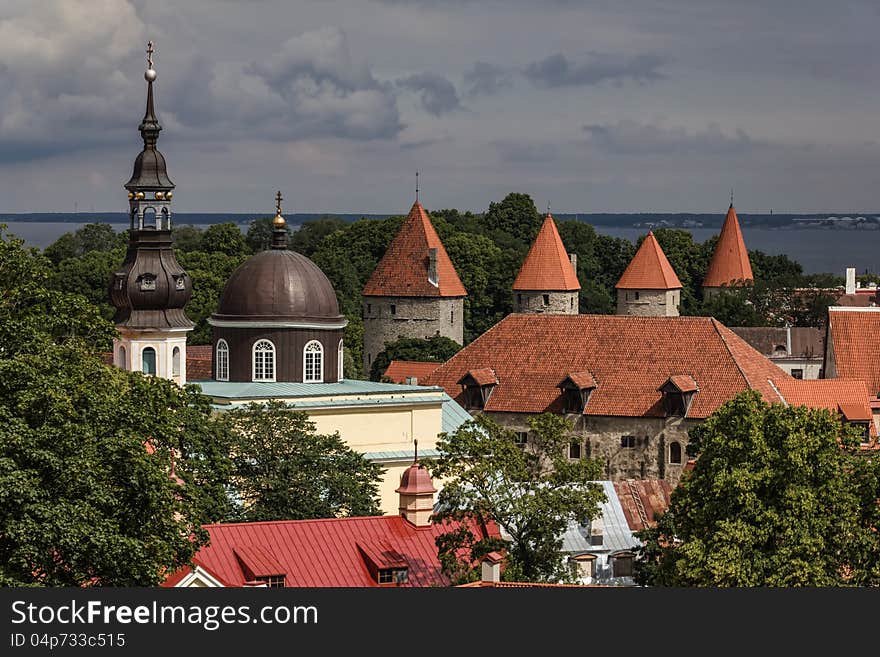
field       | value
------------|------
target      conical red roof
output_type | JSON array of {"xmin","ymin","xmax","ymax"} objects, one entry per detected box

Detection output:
[
  {"xmin": 363, "ymin": 201, "xmax": 467, "ymax": 297},
  {"xmin": 615, "ymin": 231, "xmax": 682, "ymax": 290},
  {"xmin": 703, "ymin": 205, "xmax": 753, "ymax": 288},
  {"xmin": 512, "ymin": 214, "xmax": 580, "ymax": 292}
]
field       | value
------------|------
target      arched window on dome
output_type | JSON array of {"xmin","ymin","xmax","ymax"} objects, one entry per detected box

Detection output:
[
  {"xmin": 337, "ymin": 339, "xmax": 344, "ymax": 380},
  {"xmin": 304, "ymin": 340, "xmax": 324, "ymax": 383},
  {"xmin": 216, "ymin": 339, "xmax": 229, "ymax": 381},
  {"xmin": 142, "ymin": 346, "xmax": 157, "ymax": 376},
  {"xmin": 172, "ymin": 346, "xmax": 181, "ymax": 377},
  {"xmin": 252, "ymin": 339, "xmax": 276, "ymax": 382}
]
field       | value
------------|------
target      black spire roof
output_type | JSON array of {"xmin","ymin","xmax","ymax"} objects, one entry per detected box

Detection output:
[{"xmin": 125, "ymin": 43, "xmax": 174, "ymax": 191}]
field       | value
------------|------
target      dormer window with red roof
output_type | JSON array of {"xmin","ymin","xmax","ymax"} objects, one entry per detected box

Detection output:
[
  {"xmin": 659, "ymin": 375, "xmax": 698, "ymax": 417},
  {"xmin": 377, "ymin": 568, "xmax": 409, "ymax": 585},
  {"xmin": 458, "ymin": 368, "xmax": 498, "ymax": 410},
  {"xmin": 557, "ymin": 371, "xmax": 597, "ymax": 414},
  {"xmin": 357, "ymin": 541, "xmax": 410, "ymax": 586}
]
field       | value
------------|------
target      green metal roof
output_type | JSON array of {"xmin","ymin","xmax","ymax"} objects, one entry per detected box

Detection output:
[
  {"xmin": 193, "ymin": 378, "xmax": 443, "ymax": 400},
  {"xmin": 364, "ymin": 448, "xmax": 441, "ymax": 463},
  {"xmin": 442, "ymin": 395, "xmax": 473, "ymax": 435}
]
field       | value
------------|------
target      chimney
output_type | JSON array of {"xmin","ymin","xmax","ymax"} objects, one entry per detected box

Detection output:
[
  {"xmin": 846, "ymin": 267, "xmax": 856, "ymax": 295},
  {"xmin": 569, "ymin": 252, "xmax": 577, "ymax": 271},
  {"xmin": 480, "ymin": 551, "xmax": 503, "ymax": 584},
  {"xmin": 427, "ymin": 247, "xmax": 439, "ymax": 287}
]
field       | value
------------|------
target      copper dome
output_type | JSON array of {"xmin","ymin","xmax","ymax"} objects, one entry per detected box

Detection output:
[{"xmin": 213, "ymin": 249, "xmax": 344, "ymax": 325}]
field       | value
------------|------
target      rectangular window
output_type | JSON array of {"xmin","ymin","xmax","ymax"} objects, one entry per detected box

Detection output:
[
  {"xmin": 513, "ymin": 431, "xmax": 528, "ymax": 446},
  {"xmin": 543, "ymin": 294, "xmax": 550, "ymax": 306},
  {"xmin": 568, "ymin": 442, "xmax": 582, "ymax": 459},
  {"xmin": 367, "ymin": 303, "xmax": 372, "ymax": 314},
  {"xmin": 256, "ymin": 575, "xmax": 285, "ymax": 588},
  {"xmin": 450, "ymin": 309, "xmax": 454, "ymax": 323},
  {"xmin": 635, "ymin": 291, "xmax": 640, "ymax": 300},
  {"xmin": 378, "ymin": 568, "xmax": 408, "ymax": 584},
  {"xmin": 621, "ymin": 435, "xmax": 636, "ymax": 448},
  {"xmin": 791, "ymin": 369, "xmax": 804, "ymax": 379},
  {"xmin": 612, "ymin": 556, "xmax": 633, "ymax": 577},
  {"xmin": 390, "ymin": 304, "xmax": 396, "ymax": 315}
]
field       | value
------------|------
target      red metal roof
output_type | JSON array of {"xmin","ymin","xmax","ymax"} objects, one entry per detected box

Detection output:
[
  {"xmin": 163, "ymin": 515, "xmax": 499, "ymax": 587},
  {"xmin": 615, "ymin": 231, "xmax": 682, "ymax": 290},
  {"xmin": 396, "ymin": 463, "xmax": 437, "ymax": 495},
  {"xmin": 512, "ymin": 214, "xmax": 580, "ymax": 292},
  {"xmin": 703, "ymin": 204, "xmax": 753, "ymax": 288},
  {"xmin": 827, "ymin": 308, "xmax": 880, "ymax": 396},
  {"xmin": 424, "ymin": 314, "xmax": 787, "ymax": 419},
  {"xmin": 363, "ymin": 201, "xmax": 467, "ymax": 298},
  {"xmin": 233, "ymin": 544, "xmax": 285, "ymax": 579},
  {"xmin": 383, "ymin": 360, "xmax": 441, "ymax": 384}
]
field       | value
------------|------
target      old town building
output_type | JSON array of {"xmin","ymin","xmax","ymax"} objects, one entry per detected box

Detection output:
[
  {"xmin": 512, "ymin": 212, "xmax": 580, "ymax": 314},
  {"xmin": 702, "ymin": 202, "xmax": 754, "ymax": 298},
  {"xmin": 615, "ymin": 231, "xmax": 682, "ymax": 317}
]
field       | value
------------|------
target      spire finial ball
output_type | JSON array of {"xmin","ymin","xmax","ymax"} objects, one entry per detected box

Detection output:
[{"xmin": 145, "ymin": 68, "xmax": 157, "ymax": 82}]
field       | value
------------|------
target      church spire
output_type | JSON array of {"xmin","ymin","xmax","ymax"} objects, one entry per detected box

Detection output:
[
  {"xmin": 271, "ymin": 190, "xmax": 289, "ymax": 250},
  {"xmin": 125, "ymin": 40, "xmax": 174, "ymax": 194}
]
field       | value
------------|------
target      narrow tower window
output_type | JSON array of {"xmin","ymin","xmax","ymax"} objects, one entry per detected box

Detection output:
[
  {"xmin": 252, "ymin": 340, "xmax": 276, "ymax": 382},
  {"xmin": 304, "ymin": 340, "xmax": 324, "ymax": 383},
  {"xmin": 216, "ymin": 339, "xmax": 229, "ymax": 381},
  {"xmin": 118, "ymin": 345, "xmax": 127, "ymax": 369},
  {"xmin": 142, "ymin": 347, "xmax": 157, "ymax": 376},
  {"xmin": 669, "ymin": 441, "xmax": 682, "ymax": 464},
  {"xmin": 337, "ymin": 339, "xmax": 344, "ymax": 380},
  {"xmin": 172, "ymin": 346, "xmax": 181, "ymax": 377}
]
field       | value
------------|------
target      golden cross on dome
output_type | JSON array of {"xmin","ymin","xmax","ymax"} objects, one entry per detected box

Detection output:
[
  {"xmin": 146, "ymin": 41, "xmax": 154, "ymax": 69},
  {"xmin": 275, "ymin": 190, "xmax": 283, "ymax": 215}
]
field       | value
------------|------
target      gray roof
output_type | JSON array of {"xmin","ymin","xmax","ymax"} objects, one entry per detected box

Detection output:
[
  {"xmin": 363, "ymin": 448, "xmax": 441, "ymax": 463},
  {"xmin": 563, "ymin": 481, "xmax": 639, "ymax": 555},
  {"xmin": 194, "ymin": 378, "xmax": 442, "ymax": 400}
]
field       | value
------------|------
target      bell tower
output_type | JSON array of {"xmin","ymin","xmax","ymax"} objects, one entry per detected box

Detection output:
[{"xmin": 109, "ymin": 42, "xmax": 194, "ymax": 384}]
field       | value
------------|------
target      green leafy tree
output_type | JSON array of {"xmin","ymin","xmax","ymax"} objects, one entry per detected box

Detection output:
[
  {"xmin": 220, "ymin": 402, "xmax": 384, "ymax": 521},
  {"xmin": 200, "ymin": 222, "xmax": 247, "ymax": 256},
  {"xmin": 430, "ymin": 413, "xmax": 606, "ymax": 583},
  {"xmin": 650, "ymin": 228, "xmax": 711, "ymax": 314},
  {"xmin": 698, "ymin": 287, "xmax": 768, "ymax": 326},
  {"xmin": 634, "ymin": 391, "xmax": 880, "ymax": 586},
  {"xmin": 245, "ymin": 217, "xmax": 292, "ymax": 253},
  {"xmin": 0, "ymin": 227, "xmax": 229, "ymax": 586},
  {"xmin": 171, "ymin": 224, "xmax": 205, "ymax": 253},
  {"xmin": 290, "ymin": 216, "xmax": 348, "ymax": 257},
  {"xmin": 444, "ymin": 232, "xmax": 508, "ymax": 341},
  {"xmin": 479, "ymin": 192, "xmax": 542, "ymax": 245},
  {"xmin": 49, "ymin": 247, "xmax": 125, "ymax": 324},
  {"xmin": 43, "ymin": 223, "xmax": 126, "ymax": 265},
  {"xmin": 370, "ymin": 335, "xmax": 461, "ymax": 382}
]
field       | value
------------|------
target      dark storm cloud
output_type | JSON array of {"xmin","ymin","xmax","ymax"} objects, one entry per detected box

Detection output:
[
  {"xmin": 462, "ymin": 62, "xmax": 513, "ymax": 97},
  {"xmin": 396, "ymin": 73, "xmax": 463, "ymax": 116},
  {"xmin": 583, "ymin": 120, "xmax": 758, "ymax": 156},
  {"xmin": 524, "ymin": 52, "xmax": 665, "ymax": 88}
]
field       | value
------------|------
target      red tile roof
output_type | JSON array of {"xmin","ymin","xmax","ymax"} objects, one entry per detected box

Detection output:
[
  {"xmin": 163, "ymin": 515, "xmax": 499, "ymax": 588},
  {"xmin": 383, "ymin": 360, "xmax": 441, "ymax": 384},
  {"xmin": 424, "ymin": 314, "xmax": 787, "ymax": 419},
  {"xmin": 561, "ymin": 371, "xmax": 598, "ymax": 390},
  {"xmin": 827, "ymin": 308, "xmax": 880, "ymax": 396},
  {"xmin": 703, "ymin": 204, "xmax": 754, "ymax": 288},
  {"xmin": 772, "ymin": 377, "xmax": 876, "ymax": 440},
  {"xmin": 459, "ymin": 368, "xmax": 499, "ymax": 387},
  {"xmin": 363, "ymin": 201, "xmax": 467, "ymax": 298},
  {"xmin": 612, "ymin": 480, "xmax": 673, "ymax": 532},
  {"xmin": 615, "ymin": 232, "xmax": 682, "ymax": 290},
  {"xmin": 666, "ymin": 374, "xmax": 699, "ymax": 393},
  {"xmin": 513, "ymin": 214, "xmax": 580, "ymax": 292}
]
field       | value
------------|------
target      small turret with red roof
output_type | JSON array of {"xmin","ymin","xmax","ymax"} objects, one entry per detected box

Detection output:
[
  {"xmin": 362, "ymin": 195, "xmax": 467, "ymax": 374},
  {"xmin": 703, "ymin": 202, "xmax": 753, "ymax": 298},
  {"xmin": 615, "ymin": 231, "xmax": 682, "ymax": 317},
  {"xmin": 513, "ymin": 212, "xmax": 580, "ymax": 314}
]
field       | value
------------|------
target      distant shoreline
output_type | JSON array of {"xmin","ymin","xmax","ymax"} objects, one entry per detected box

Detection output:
[{"xmin": 4, "ymin": 211, "xmax": 880, "ymax": 230}]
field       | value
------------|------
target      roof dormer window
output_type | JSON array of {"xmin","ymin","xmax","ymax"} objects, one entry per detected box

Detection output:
[
  {"xmin": 377, "ymin": 568, "xmax": 409, "ymax": 585},
  {"xmin": 557, "ymin": 371, "xmax": 598, "ymax": 414},
  {"xmin": 659, "ymin": 375, "xmax": 698, "ymax": 417},
  {"xmin": 457, "ymin": 368, "xmax": 499, "ymax": 410}
]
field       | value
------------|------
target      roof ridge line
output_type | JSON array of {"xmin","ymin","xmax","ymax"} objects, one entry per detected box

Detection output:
[
  {"xmin": 767, "ymin": 378, "xmax": 787, "ymax": 405},
  {"xmin": 711, "ymin": 317, "xmax": 756, "ymax": 394}
]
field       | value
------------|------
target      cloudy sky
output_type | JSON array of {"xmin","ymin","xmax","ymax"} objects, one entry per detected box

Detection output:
[{"xmin": 1, "ymin": 0, "xmax": 878, "ymax": 214}]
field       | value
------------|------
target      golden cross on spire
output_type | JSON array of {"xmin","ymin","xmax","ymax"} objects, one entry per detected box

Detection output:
[
  {"xmin": 146, "ymin": 41, "xmax": 154, "ymax": 69},
  {"xmin": 275, "ymin": 190, "xmax": 283, "ymax": 215}
]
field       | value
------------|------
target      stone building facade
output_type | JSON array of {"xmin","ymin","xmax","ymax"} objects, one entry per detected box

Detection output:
[
  {"xmin": 363, "ymin": 295, "xmax": 463, "ymax": 370},
  {"xmin": 514, "ymin": 290, "xmax": 578, "ymax": 315},
  {"xmin": 614, "ymin": 231, "xmax": 682, "ymax": 318},
  {"xmin": 616, "ymin": 289, "xmax": 680, "ymax": 317}
]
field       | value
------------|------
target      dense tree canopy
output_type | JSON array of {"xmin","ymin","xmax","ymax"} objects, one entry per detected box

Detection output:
[
  {"xmin": 430, "ymin": 413, "xmax": 606, "ymax": 583},
  {"xmin": 634, "ymin": 391, "xmax": 880, "ymax": 586},
  {"xmin": 218, "ymin": 401, "xmax": 384, "ymax": 521},
  {"xmin": 0, "ymin": 227, "xmax": 228, "ymax": 586},
  {"xmin": 370, "ymin": 335, "xmax": 462, "ymax": 382}
]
